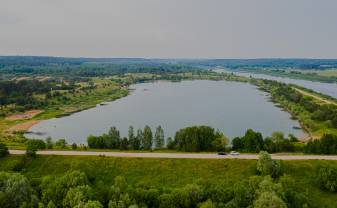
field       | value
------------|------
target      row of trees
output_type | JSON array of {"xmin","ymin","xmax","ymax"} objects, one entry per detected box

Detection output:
[
  {"xmin": 87, "ymin": 125, "xmax": 165, "ymax": 150},
  {"xmin": 24, "ymin": 126, "xmax": 337, "ymax": 155},
  {"xmin": 0, "ymin": 152, "xmax": 311, "ymax": 208},
  {"xmin": 87, "ymin": 125, "xmax": 228, "ymax": 152},
  {"xmin": 232, "ymin": 129, "xmax": 299, "ymax": 153}
]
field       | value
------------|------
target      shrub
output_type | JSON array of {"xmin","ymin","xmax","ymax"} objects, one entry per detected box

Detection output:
[
  {"xmin": 26, "ymin": 139, "xmax": 46, "ymax": 150},
  {"xmin": 0, "ymin": 143, "xmax": 9, "ymax": 157},
  {"xmin": 26, "ymin": 146, "xmax": 37, "ymax": 158},
  {"xmin": 317, "ymin": 165, "xmax": 337, "ymax": 192},
  {"xmin": 72, "ymin": 143, "xmax": 77, "ymax": 150},
  {"xmin": 55, "ymin": 139, "xmax": 67, "ymax": 148},
  {"xmin": 256, "ymin": 151, "xmax": 282, "ymax": 178},
  {"xmin": 46, "ymin": 137, "xmax": 53, "ymax": 149}
]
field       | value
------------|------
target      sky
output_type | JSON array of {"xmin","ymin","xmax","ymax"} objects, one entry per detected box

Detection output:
[{"xmin": 1, "ymin": 0, "xmax": 337, "ymax": 59}]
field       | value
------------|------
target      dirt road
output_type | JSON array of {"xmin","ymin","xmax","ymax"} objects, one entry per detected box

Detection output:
[{"xmin": 8, "ymin": 150, "xmax": 337, "ymax": 160}]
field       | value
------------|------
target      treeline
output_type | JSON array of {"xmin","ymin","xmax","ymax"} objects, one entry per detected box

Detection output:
[
  {"xmin": 1, "ymin": 60, "xmax": 198, "ymax": 78},
  {"xmin": 87, "ymin": 126, "xmax": 165, "ymax": 150},
  {"xmin": 86, "ymin": 125, "xmax": 303, "ymax": 153},
  {"xmin": 0, "ymin": 152, "xmax": 313, "ymax": 208},
  {"xmin": 232, "ymin": 129, "xmax": 300, "ymax": 153},
  {"xmin": 87, "ymin": 125, "xmax": 229, "ymax": 152}
]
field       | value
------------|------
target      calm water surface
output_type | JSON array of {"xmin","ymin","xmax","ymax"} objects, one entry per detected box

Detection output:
[{"xmin": 26, "ymin": 80, "xmax": 304, "ymax": 143}]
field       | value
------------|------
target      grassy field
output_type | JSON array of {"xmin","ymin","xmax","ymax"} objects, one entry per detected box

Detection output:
[{"xmin": 0, "ymin": 155, "xmax": 337, "ymax": 207}]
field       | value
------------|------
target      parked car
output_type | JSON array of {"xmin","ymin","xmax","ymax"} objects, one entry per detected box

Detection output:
[
  {"xmin": 230, "ymin": 151, "xmax": 240, "ymax": 156},
  {"xmin": 217, "ymin": 151, "xmax": 227, "ymax": 155}
]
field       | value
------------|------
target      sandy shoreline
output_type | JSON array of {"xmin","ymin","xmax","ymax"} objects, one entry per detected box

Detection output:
[{"xmin": 7, "ymin": 120, "xmax": 41, "ymax": 133}]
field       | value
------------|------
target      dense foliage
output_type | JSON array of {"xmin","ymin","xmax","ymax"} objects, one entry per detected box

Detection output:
[
  {"xmin": 172, "ymin": 126, "xmax": 222, "ymax": 152},
  {"xmin": 87, "ymin": 126, "xmax": 161, "ymax": 150},
  {"xmin": 0, "ymin": 152, "xmax": 313, "ymax": 208},
  {"xmin": 305, "ymin": 134, "xmax": 337, "ymax": 154},
  {"xmin": 232, "ymin": 130, "xmax": 299, "ymax": 153},
  {"xmin": 317, "ymin": 165, "xmax": 337, "ymax": 192}
]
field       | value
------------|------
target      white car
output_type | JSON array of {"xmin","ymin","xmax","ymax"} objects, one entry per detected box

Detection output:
[{"xmin": 230, "ymin": 151, "xmax": 240, "ymax": 156}]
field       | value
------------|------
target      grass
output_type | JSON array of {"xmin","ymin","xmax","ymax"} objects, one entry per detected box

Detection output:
[{"xmin": 0, "ymin": 155, "xmax": 337, "ymax": 207}]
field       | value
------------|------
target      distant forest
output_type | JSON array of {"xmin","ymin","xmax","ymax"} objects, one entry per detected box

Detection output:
[{"xmin": 1, "ymin": 56, "xmax": 337, "ymax": 79}]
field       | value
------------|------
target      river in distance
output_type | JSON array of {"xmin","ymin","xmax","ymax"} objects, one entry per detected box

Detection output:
[
  {"xmin": 26, "ymin": 80, "xmax": 304, "ymax": 144},
  {"xmin": 227, "ymin": 70, "xmax": 337, "ymax": 99}
]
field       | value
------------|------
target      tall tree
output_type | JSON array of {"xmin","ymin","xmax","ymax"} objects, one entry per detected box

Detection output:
[
  {"xmin": 143, "ymin": 125, "xmax": 153, "ymax": 150},
  {"xmin": 128, "ymin": 126, "xmax": 135, "ymax": 149},
  {"xmin": 108, "ymin": 127, "xmax": 121, "ymax": 149},
  {"xmin": 136, "ymin": 129, "xmax": 144, "ymax": 150},
  {"xmin": 155, "ymin": 125, "xmax": 165, "ymax": 149}
]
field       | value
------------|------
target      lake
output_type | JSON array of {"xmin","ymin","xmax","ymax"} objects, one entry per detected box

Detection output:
[{"xmin": 26, "ymin": 80, "xmax": 304, "ymax": 143}]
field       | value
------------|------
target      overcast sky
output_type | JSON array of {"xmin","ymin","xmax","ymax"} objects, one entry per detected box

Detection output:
[{"xmin": 1, "ymin": 0, "xmax": 337, "ymax": 58}]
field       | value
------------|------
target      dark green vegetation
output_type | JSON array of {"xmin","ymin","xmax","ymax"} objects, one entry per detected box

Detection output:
[
  {"xmin": 305, "ymin": 134, "xmax": 337, "ymax": 154},
  {"xmin": 232, "ymin": 130, "xmax": 300, "ymax": 153},
  {"xmin": 0, "ymin": 152, "xmax": 337, "ymax": 207},
  {"xmin": 87, "ymin": 126, "xmax": 302, "ymax": 153},
  {"xmin": 256, "ymin": 79, "xmax": 337, "ymax": 136}
]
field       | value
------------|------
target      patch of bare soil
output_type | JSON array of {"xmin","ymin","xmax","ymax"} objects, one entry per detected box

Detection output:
[
  {"xmin": 7, "ymin": 120, "xmax": 40, "ymax": 132},
  {"xmin": 5, "ymin": 110, "xmax": 44, "ymax": 121}
]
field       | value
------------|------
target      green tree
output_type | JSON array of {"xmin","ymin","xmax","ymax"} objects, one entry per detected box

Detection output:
[
  {"xmin": 128, "ymin": 126, "xmax": 136, "ymax": 149},
  {"xmin": 40, "ymin": 171, "xmax": 89, "ymax": 207},
  {"xmin": 257, "ymin": 151, "xmax": 282, "ymax": 178},
  {"xmin": 166, "ymin": 137, "xmax": 175, "ymax": 150},
  {"xmin": 56, "ymin": 139, "xmax": 67, "ymax": 148},
  {"xmin": 120, "ymin": 138, "xmax": 129, "ymax": 150},
  {"xmin": 136, "ymin": 129, "xmax": 144, "ymax": 150},
  {"xmin": 72, "ymin": 143, "xmax": 78, "ymax": 150},
  {"xmin": 26, "ymin": 145, "xmax": 37, "ymax": 158},
  {"xmin": 254, "ymin": 192, "xmax": 287, "ymax": 208},
  {"xmin": 47, "ymin": 201, "xmax": 57, "ymax": 208},
  {"xmin": 80, "ymin": 200, "xmax": 103, "ymax": 208},
  {"xmin": 0, "ymin": 143, "xmax": 9, "ymax": 157},
  {"xmin": 26, "ymin": 139, "xmax": 46, "ymax": 150},
  {"xmin": 317, "ymin": 165, "xmax": 337, "ymax": 192},
  {"xmin": 211, "ymin": 134, "xmax": 229, "ymax": 152},
  {"xmin": 63, "ymin": 185, "xmax": 94, "ymax": 207},
  {"xmin": 143, "ymin": 126, "xmax": 153, "ymax": 150},
  {"xmin": 231, "ymin": 137, "xmax": 243, "ymax": 151},
  {"xmin": 155, "ymin": 125, "xmax": 165, "ymax": 149},
  {"xmin": 241, "ymin": 129, "xmax": 264, "ymax": 153},
  {"xmin": 108, "ymin": 127, "xmax": 121, "ymax": 149},
  {"xmin": 45, "ymin": 137, "xmax": 53, "ymax": 149},
  {"xmin": 199, "ymin": 199, "xmax": 216, "ymax": 208},
  {"xmin": 0, "ymin": 172, "xmax": 37, "ymax": 208}
]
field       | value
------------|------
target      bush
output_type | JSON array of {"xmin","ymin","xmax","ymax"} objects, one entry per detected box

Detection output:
[
  {"xmin": 256, "ymin": 151, "xmax": 282, "ymax": 178},
  {"xmin": 55, "ymin": 139, "xmax": 67, "ymax": 148},
  {"xmin": 305, "ymin": 134, "xmax": 337, "ymax": 154},
  {"xmin": 0, "ymin": 172, "xmax": 38, "ymax": 208},
  {"xmin": 26, "ymin": 139, "xmax": 46, "ymax": 150},
  {"xmin": 46, "ymin": 137, "xmax": 53, "ymax": 149},
  {"xmin": 26, "ymin": 146, "xmax": 37, "ymax": 157},
  {"xmin": 72, "ymin": 143, "xmax": 77, "ymax": 150},
  {"xmin": 0, "ymin": 143, "xmax": 9, "ymax": 157},
  {"xmin": 317, "ymin": 165, "xmax": 337, "ymax": 192}
]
